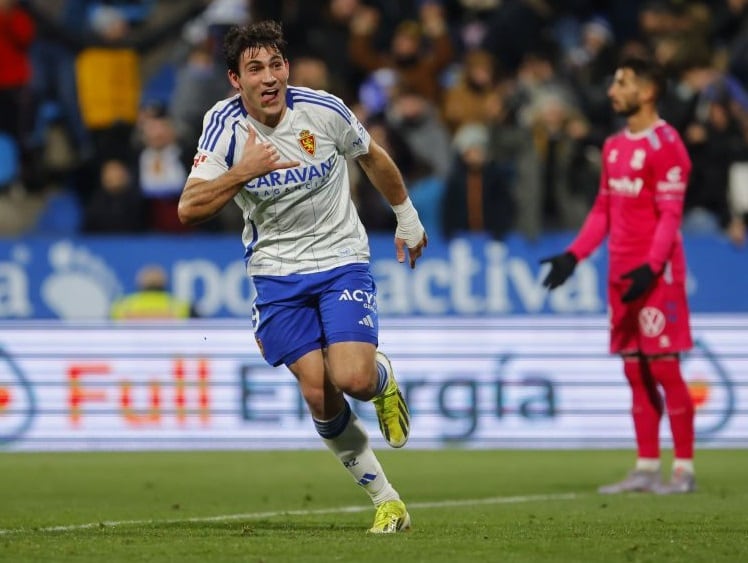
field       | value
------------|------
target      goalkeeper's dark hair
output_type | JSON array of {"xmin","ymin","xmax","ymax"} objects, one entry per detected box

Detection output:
[
  {"xmin": 223, "ymin": 20, "xmax": 288, "ymax": 75},
  {"xmin": 618, "ymin": 56, "xmax": 667, "ymax": 101}
]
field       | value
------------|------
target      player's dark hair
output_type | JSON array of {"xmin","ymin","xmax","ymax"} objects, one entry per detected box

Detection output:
[
  {"xmin": 223, "ymin": 20, "xmax": 288, "ymax": 75},
  {"xmin": 618, "ymin": 56, "xmax": 667, "ymax": 101}
]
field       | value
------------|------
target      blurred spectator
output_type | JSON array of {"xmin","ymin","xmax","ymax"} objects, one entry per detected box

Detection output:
[
  {"xmin": 441, "ymin": 123, "xmax": 515, "ymax": 240},
  {"xmin": 110, "ymin": 264, "xmax": 196, "ymax": 320},
  {"xmin": 73, "ymin": 3, "xmax": 205, "ymax": 163},
  {"xmin": 441, "ymin": 0, "xmax": 501, "ymax": 53},
  {"xmin": 82, "ymin": 158, "xmax": 145, "ymax": 233},
  {"xmin": 682, "ymin": 85, "xmax": 748, "ymax": 234},
  {"xmin": 182, "ymin": 0, "xmax": 250, "ymax": 63},
  {"xmin": 480, "ymin": 0, "xmax": 552, "ymax": 73},
  {"xmin": 509, "ymin": 47, "xmax": 579, "ymax": 129},
  {"xmin": 168, "ymin": 40, "xmax": 230, "ymax": 148},
  {"xmin": 385, "ymin": 87, "xmax": 453, "ymax": 179},
  {"xmin": 24, "ymin": 0, "xmax": 93, "ymax": 170},
  {"xmin": 135, "ymin": 105, "xmax": 191, "ymax": 233},
  {"xmin": 564, "ymin": 16, "xmax": 618, "ymax": 140},
  {"xmin": 727, "ymin": 161, "xmax": 748, "ymax": 245},
  {"xmin": 513, "ymin": 92, "xmax": 598, "ymax": 239},
  {"xmin": 349, "ymin": 2, "xmax": 453, "ymax": 105},
  {"xmin": 286, "ymin": 0, "xmax": 365, "ymax": 104},
  {"xmin": 441, "ymin": 48, "xmax": 502, "ymax": 133},
  {"xmin": 290, "ymin": 54, "xmax": 332, "ymax": 91},
  {"xmin": 0, "ymin": 0, "xmax": 36, "ymax": 189}
]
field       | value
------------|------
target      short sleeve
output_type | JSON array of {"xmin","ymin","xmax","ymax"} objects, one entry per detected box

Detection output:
[
  {"xmin": 188, "ymin": 101, "xmax": 241, "ymax": 181},
  {"xmin": 321, "ymin": 92, "xmax": 370, "ymax": 159}
]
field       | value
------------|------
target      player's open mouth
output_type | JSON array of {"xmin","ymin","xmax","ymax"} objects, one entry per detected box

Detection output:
[{"xmin": 261, "ymin": 89, "xmax": 279, "ymax": 104}]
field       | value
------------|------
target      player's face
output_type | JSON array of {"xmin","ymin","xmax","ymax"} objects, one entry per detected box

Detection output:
[
  {"xmin": 607, "ymin": 68, "xmax": 643, "ymax": 117},
  {"xmin": 229, "ymin": 46, "xmax": 289, "ymax": 127}
]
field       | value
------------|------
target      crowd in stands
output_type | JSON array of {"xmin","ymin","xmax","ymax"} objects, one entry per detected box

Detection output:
[{"xmin": 2, "ymin": 0, "xmax": 748, "ymax": 246}]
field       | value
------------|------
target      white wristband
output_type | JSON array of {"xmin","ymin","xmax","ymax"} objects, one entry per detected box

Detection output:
[{"xmin": 392, "ymin": 197, "xmax": 425, "ymax": 248}]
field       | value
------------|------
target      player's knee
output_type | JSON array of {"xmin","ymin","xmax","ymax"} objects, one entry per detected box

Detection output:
[{"xmin": 334, "ymin": 366, "xmax": 377, "ymax": 401}]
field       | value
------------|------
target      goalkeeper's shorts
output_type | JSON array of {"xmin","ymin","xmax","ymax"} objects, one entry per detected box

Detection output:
[
  {"xmin": 609, "ymin": 275, "xmax": 693, "ymax": 356},
  {"xmin": 251, "ymin": 263, "xmax": 379, "ymax": 367}
]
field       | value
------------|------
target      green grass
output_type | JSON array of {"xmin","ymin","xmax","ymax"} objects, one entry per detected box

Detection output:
[{"xmin": 2, "ymin": 450, "xmax": 747, "ymax": 562}]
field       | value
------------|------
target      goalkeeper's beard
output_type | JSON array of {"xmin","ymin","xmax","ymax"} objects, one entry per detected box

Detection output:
[{"xmin": 614, "ymin": 101, "xmax": 642, "ymax": 118}]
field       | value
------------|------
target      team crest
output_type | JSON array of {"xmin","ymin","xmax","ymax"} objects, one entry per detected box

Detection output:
[{"xmin": 298, "ymin": 129, "xmax": 316, "ymax": 156}]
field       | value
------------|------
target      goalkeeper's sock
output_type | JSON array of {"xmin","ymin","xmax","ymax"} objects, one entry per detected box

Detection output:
[
  {"xmin": 650, "ymin": 357, "xmax": 695, "ymax": 460},
  {"xmin": 315, "ymin": 401, "xmax": 399, "ymax": 506},
  {"xmin": 673, "ymin": 458, "xmax": 694, "ymax": 475},
  {"xmin": 624, "ymin": 357, "xmax": 663, "ymax": 459},
  {"xmin": 635, "ymin": 458, "xmax": 661, "ymax": 472}
]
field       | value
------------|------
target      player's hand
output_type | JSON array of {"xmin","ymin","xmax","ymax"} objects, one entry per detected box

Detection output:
[
  {"xmin": 620, "ymin": 264, "xmax": 655, "ymax": 303},
  {"xmin": 237, "ymin": 127, "xmax": 299, "ymax": 179},
  {"xmin": 539, "ymin": 251, "xmax": 578, "ymax": 290},
  {"xmin": 395, "ymin": 230, "xmax": 428, "ymax": 269}
]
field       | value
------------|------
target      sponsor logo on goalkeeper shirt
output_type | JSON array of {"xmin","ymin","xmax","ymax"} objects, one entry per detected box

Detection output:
[{"xmin": 608, "ymin": 176, "xmax": 644, "ymax": 196}]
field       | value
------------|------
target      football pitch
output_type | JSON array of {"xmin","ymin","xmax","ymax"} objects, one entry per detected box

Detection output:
[{"xmin": 2, "ymin": 449, "xmax": 747, "ymax": 562}]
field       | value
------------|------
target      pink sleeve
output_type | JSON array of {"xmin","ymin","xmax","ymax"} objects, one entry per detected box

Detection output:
[
  {"xmin": 647, "ymin": 130, "xmax": 691, "ymax": 272},
  {"xmin": 568, "ymin": 142, "xmax": 610, "ymax": 260}
]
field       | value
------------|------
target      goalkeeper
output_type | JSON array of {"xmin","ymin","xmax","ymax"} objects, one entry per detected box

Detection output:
[
  {"xmin": 541, "ymin": 57, "xmax": 695, "ymax": 495},
  {"xmin": 178, "ymin": 21, "xmax": 425, "ymax": 533}
]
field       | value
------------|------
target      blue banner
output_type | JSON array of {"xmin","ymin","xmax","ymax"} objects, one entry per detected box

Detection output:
[{"xmin": 0, "ymin": 233, "xmax": 745, "ymax": 318}]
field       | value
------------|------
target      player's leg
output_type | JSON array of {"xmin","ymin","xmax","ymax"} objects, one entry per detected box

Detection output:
[
  {"xmin": 252, "ymin": 272, "xmax": 406, "ymax": 532},
  {"xmin": 598, "ymin": 354, "xmax": 663, "ymax": 494},
  {"xmin": 647, "ymin": 354, "xmax": 695, "ymax": 494},
  {"xmin": 638, "ymin": 280, "xmax": 695, "ymax": 494},
  {"xmin": 318, "ymin": 263, "xmax": 410, "ymax": 448},
  {"xmin": 324, "ymin": 341, "xmax": 410, "ymax": 448},
  {"xmin": 288, "ymin": 347, "xmax": 410, "ymax": 533},
  {"xmin": 600, "ymin": 282, "xmax": 662, "ymax": 493}
]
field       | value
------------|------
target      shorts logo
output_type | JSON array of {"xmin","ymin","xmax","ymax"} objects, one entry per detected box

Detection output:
[
  {"xmin": 338, "ymin": 289, "xmax": 376, "ymax": 305},
  {"xmin": 358, "ymin": 315, "xmax": 374, "ymax": 328},
  {"xmin": 298, "ymin": 129, "xmax": 316, "ymax": 157},
  {"xmin": 639, "ymin": 306, "xmax": 665, "ymax": 337}
]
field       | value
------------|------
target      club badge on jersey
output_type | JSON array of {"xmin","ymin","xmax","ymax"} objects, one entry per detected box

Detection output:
[{"xmin": 298, "ymin": 129, "xmax": 316, "ymax": 157}]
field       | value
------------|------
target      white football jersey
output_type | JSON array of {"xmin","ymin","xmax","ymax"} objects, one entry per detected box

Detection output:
[{"xmin": 188, "ymin": 86, "xmax": 372, "ymax": 276}]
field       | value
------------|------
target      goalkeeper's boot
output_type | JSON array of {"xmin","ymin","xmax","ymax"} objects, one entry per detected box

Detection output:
[
  {"xmin": 368, "ymin": 499, "xmax": 411, "ymax": 534},
  {"xmin": 598, "ymin": 469, "xmax": 661, "ymax": 494},
  {"xmin": 372, "ymin": 351, "xmax": 410, "ymax": 448},
  {"xmin": 654, "ymin": 468, "xmax": 696, "ymax": 495}
]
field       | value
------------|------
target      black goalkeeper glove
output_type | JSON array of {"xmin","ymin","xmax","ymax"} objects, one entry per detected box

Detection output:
[
  {"xmin": 621, "ymin": 264, "xmax": 656, "ymax": 303},
  {"xmin": 539, "ymin": 251, "xmax": 578, "ymax": 290}
]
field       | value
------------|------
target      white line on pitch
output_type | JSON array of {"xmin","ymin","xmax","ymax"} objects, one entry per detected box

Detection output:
[{"xmin": 0, "ymin": 492, "xmax": 579, "ymax": 535}]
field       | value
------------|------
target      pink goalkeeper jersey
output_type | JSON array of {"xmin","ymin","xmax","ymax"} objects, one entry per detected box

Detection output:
[{"xmin": 568, "ymin": 119, "xmax": 692, "ymax": 281}]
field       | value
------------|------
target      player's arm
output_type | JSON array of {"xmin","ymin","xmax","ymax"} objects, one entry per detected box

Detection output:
[
  {"xmin": 647, "ymin": 143, "xmax": 691, "ymax": 273},
  {"xmin": 619, "ymin": 132, "xmax": 691, "ymax": 302},
  {"xmin": 541, "ymin": 143, "xmax": 611, "ymax": 290},
  {"xmin": 179, "ymin": 127, "xmax": 299, "ymax": 225},
  {"xmin": 356, "ymin": 139, "xmax": 427, "ymax": 268},
  {"xmin": 567, "ymin": 148, "xmax": 611, "ymax": 261}
]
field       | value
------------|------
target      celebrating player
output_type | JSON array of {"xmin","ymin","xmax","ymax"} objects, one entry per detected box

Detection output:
[
  {"xmin": 178, "ymin": 21, "xmax": 427, "ymax": 532},
  {"xmin": 540, "ymin": 57, "xmax": 696, "ymax": 494}
]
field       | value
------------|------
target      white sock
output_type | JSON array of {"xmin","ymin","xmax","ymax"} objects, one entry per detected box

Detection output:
[
  {"xmin": 673, "ymin": 458, "xmax": 694, "ymax": 474},
  {"xmin": 635, "ymin": 458, "xmax": 661, "ymax": 472},
  {"xmin": 316, "ymin": 402, "xmax": 399, "ymax": 506}
]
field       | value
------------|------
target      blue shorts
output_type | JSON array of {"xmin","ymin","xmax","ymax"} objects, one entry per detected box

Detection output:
[{"xmin": 251, "ymin": 263, "xmax": 379, "ymax": 367}]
